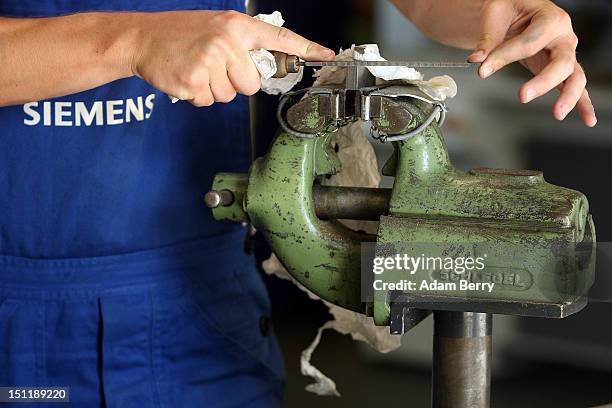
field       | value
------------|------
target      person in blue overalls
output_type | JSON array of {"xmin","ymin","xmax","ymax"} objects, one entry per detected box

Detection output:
[{"xmin": 0, "ymin": 0, "xmax": 596, "ymax": 407}]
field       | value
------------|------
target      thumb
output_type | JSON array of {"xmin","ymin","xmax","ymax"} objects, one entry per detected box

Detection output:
[
  {"xmin": 468, "ymin": 1, "xmax": 514, "ymax": 65},
  {"xmin": 250, "ymin": 19, "xmax": 335, "ymax": 61}
]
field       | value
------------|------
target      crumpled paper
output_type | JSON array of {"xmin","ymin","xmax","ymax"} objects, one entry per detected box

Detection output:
[
  {"xmin": 355, "ymin": 43, "xmax": 423, "ymax": 82},
  {"xmin": 262, "ymin": 43, "xmax": 457, "ymax": 396},
  {"xmin": 262, "ymin": 254, "xmax": 401, "ymax": 397},
  {"xmin": 250, "ymin": 12, "xmax": 303, "ymax": 94}
]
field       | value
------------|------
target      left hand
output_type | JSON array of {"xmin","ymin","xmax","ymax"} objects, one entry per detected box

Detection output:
[{"xmin": 467, "ymin": 0, "xmax": 596, "ymax": 127}]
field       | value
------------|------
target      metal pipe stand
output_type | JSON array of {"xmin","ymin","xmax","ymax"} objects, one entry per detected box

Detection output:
[{"xmin": 432, "ymin": 311, "xmax": 492, "ymax": 408}]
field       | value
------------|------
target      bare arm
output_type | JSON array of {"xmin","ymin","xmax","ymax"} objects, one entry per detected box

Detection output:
[
  {"xmin": 389, "ymin": 0, "xmax": 483, "ymax": 49},
  {"xmin": 0, "ymin": 13, "xmax": 136, "ymax": 106},
  {"xmin": 391, "ymin": 0, "xmax": 596, "ymax": 127},
  {"xmin": 0, "ymin": 11, "xmax": 334, "ymax": 107}
]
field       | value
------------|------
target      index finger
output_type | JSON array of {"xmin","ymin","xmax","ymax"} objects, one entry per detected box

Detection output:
[
  {"xmin": 249, "ymin": 19, "xmax": 335, "ymax": 61},
  {"xmin": 480, "ymin": 11, "xmax": 569, "ymax": 77}
]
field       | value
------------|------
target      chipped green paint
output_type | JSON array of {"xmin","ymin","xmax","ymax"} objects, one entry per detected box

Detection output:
[
  {"xmin": 245, "ymin": 134, "xmax": 373, "ymax": 312},
  {"xmin": 212, "ymin": 131, "xmax": 372, "ymax": 312},
  {"xmin": 376, "ymin": 113, "xmax": 390, "ymax": 128},
  {"xmin": 313, "ymin": 133, "xmax": 341, "ymax": 176},
  {"xmin": 210, "ymin": 173, "xmax": 248, "ymax": 222},
  {"xmin": 303, "ymin": 98, "xmax": 324, "ymax": 129},
  {"xmin": 209, "ymin": 95, "xmax": 596, "ymax": 327},
  {"xmin": 286, "ymin": 96, "xmax": 328, "ymax": 133},
  {"xmin": 372, "ymin": 100, "xmax": 595, "ymax": 325}
]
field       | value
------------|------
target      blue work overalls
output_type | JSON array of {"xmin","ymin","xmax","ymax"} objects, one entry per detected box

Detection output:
[{"xmin": 0, "ymin": 1, "xmax": 285, "ymax": 407}]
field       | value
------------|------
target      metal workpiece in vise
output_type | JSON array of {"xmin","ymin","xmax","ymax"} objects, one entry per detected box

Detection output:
[{"xmin": 205, "ymin": 49, "xmax": 596, "ymax": 408}]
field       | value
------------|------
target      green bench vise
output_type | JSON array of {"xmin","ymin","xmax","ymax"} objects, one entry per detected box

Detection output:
[{"xmin": 205, "ymin": 69, "xmax": 595, "ymax": 407}]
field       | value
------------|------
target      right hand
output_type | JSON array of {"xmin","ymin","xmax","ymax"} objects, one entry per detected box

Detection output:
[
  {"xmin": 467, "ymin": 0, "xmax": 596, "ymax": 127},
  {"xmin": 130, "ymin": 10, "xmax": 334, "ymax": 106}
]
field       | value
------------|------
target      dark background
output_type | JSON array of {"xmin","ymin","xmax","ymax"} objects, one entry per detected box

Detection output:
[{"xmin": 249, "ymin": 1, "xmax": 612, "ymax": 407}]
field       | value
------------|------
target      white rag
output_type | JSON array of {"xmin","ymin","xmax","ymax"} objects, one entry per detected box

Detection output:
[{"xmin": 250, "ymin": 12, "xmax": 304, "ymax": 94}]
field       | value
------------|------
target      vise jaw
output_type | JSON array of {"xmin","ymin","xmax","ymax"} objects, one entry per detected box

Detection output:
[{"xmin": 206, "ymin": 83, "xmax": 595, "ymax": 329}]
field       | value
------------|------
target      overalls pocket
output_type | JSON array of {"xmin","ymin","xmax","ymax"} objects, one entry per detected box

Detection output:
[
  {"xmin": 0, "ymin": 298, "xmax": 40, "ymax": 387},
  {"xmin": 152, "ymin": 259, "xmax": 285, "ymax": 407}
]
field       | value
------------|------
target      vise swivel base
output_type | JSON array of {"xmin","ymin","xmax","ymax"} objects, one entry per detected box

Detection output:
[{"xmin": 205, "ymin": 79, "xmax": 595, "ymax": 407}]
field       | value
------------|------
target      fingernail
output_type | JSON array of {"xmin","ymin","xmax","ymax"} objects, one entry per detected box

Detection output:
[
  {"xmin": 322, "ymin": 48, "xmax": 335, "ymax": 59},
  {"xmin": 468, "ymin": 50, "xmax": 486, "ymax": 62},
  {"xmin": 559, "ymin": 104, "xmax": 568, "ymax": 120},
  {"xmin": 524, "ymin": 88, "xmax": 536, "ymax": 103},
  {"xmin": 590, "ymin": 107, "xmax": 598, "ymax": 127},
  {"xmin": 480, "ymin": 65, "xmax": 493, "ymax": 78}
]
